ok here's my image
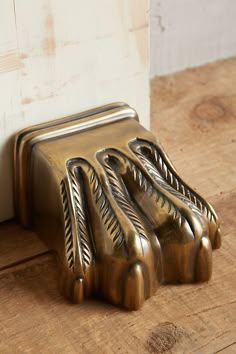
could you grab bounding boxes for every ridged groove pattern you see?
[132,147,203,219]
[100,150,191,236]
[130,139,216,223]
[68,167,92,268]
[101,155,148,252]
[69,159,125,249]
[60,180,74,269]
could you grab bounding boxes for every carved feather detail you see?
[132,148,203,219]
[60,180,74,269]
[68,167,92,268]
[130,139,216,223]
[68,159,125,250]
[101,157,148,243]
[127,158,185,224]
[99,150,188,236]
[86,163,125,249]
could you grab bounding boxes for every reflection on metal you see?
[14,103,221,310]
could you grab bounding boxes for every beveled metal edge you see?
[14,102,139,226]
[15,102,129,149]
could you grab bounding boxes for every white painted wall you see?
[150,0,236,77]
[0,0,150,222]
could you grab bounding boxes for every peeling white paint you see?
[0,0,150,222]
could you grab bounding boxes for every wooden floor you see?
[1,58,236,353]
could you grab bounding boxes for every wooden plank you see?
[0,58,236,353]
[151,58,236,201]
[0,220,48,271]
[0,197,235,353]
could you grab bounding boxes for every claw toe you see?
[195,237,212,282]
[123,263,145,310]
[73,278,84,304]
[213,228,221,249]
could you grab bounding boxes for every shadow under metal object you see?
[14,103,221,310]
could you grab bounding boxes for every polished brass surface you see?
[14,103,221,310]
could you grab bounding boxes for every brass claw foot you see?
[14,103,221,310]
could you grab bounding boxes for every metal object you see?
[14,103,221,310]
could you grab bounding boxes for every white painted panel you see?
[150,0,236,77]
[0,0,150,222]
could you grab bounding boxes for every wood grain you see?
[0,220,48,271]
[0,58,236,353]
